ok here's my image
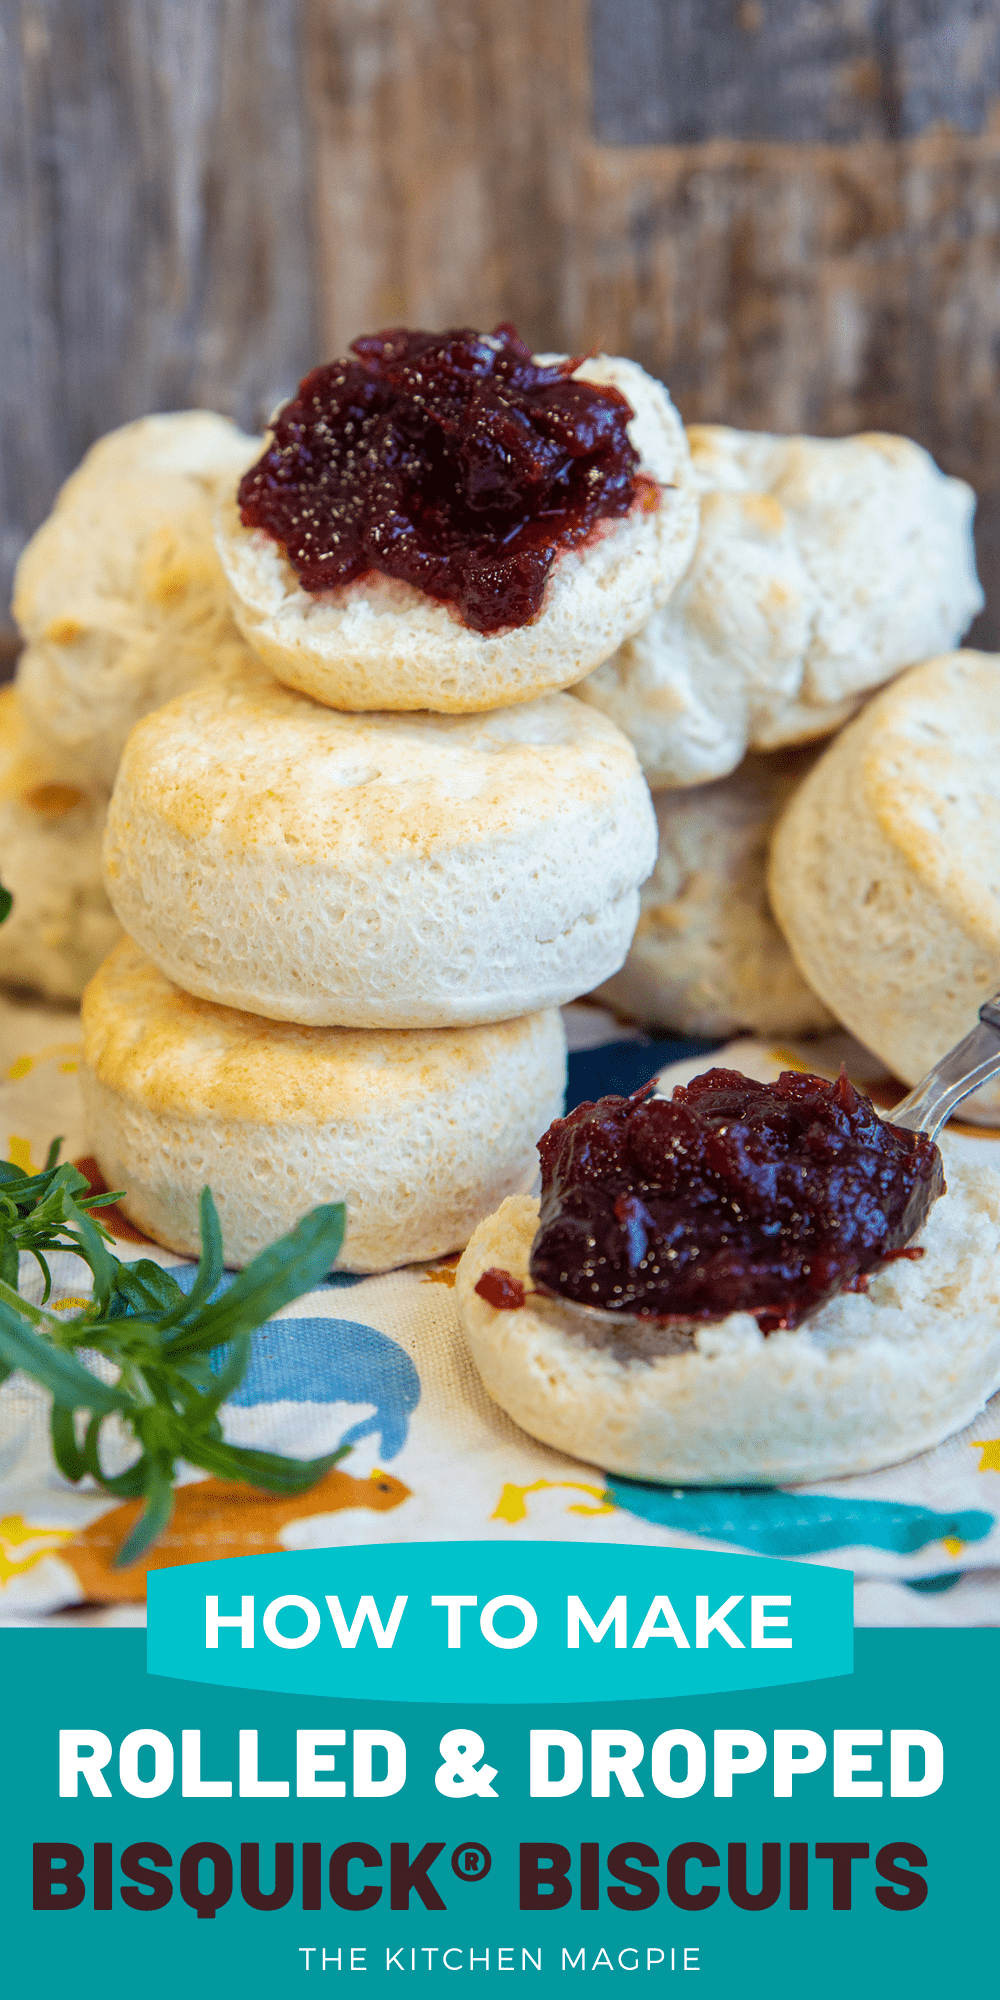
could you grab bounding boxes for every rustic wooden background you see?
[4,0,1000,660]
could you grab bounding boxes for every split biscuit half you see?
[455,1159,1000,1484]
[102,676,658,1028]
[215,357,698,714]
[81,939,568,1271]
[13,411,261,788]
[576,427,983,787]
[769,649,1000,1122]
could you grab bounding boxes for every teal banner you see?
[146,1542,853,1701]
[2,1629,993,1998]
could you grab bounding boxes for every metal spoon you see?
[888,993,1000,1139]
[531,994,1000,1337]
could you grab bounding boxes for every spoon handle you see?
[890,997,1000,1139]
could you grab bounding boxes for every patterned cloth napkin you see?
[0,994,997,1628]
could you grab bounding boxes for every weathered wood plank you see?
[592,0,1000,146]
[2,0,1000,651]
[575,127,1000,642]
[303,0,1000,642]
[302,0,588,356]
[0,0,318,632]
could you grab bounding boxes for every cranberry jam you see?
[237,325,650,633]
[529,1068,944,1335]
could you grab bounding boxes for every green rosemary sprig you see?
[0,1151,347,1565]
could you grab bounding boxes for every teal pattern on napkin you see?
[607,1477,995,1555]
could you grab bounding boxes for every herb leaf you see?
[0,1148,350,1564]
[0,1297,128,1412]
[116,1457,176,1567]
[164,1203,345,1356]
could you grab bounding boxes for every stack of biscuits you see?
[4,333,994,1275]
[10,347,700,1272]
[586,425,985,1042]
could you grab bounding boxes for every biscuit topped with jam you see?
[216,331,697,715]
[237,324,652,633]
[529,1068,944,1334]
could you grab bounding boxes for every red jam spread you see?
[528,1068,944,1335]
[475,1268,527,1311]
[237,325,651,633]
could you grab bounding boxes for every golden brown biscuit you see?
[769,650,1000,1121]
[13,411,261,787]
[81,939,568,1270]
[102,677,657,1028]
[576,427,983,786]
[594,748,832,1037]
[0,688,120,1001]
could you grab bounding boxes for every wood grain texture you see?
[576,133,1000,649]
[2,0,1000,646]
[302,0,588,356]
[592,0,1000,145]
[306,0,1000,640]
[0,0,318,634]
